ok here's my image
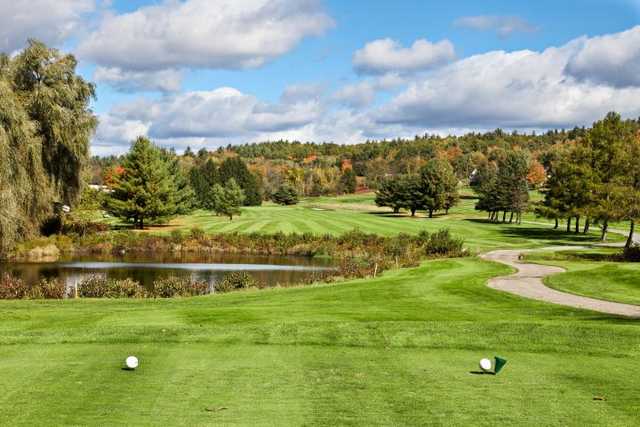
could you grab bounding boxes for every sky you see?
[1,0,640,156]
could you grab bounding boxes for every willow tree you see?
[0,40,97,255]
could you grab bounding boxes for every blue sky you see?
[2,0,639,155]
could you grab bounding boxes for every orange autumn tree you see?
[527,159,546,189]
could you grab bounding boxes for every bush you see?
[623,245,640,262]
[78,276,145,298]
[424,229,465,257]
[189,227,206,241]
[216,272,257,293]
[0,274,67,299]
[150,276,209,298]
[170,229,183,243]
[28,278,67,299]
[0,273,29,299]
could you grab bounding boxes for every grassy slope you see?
[157,193,617,252]
[525,250,640,306]
[1,257,639,426]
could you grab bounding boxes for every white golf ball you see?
[479,358,492,372]
[125,356,139,369]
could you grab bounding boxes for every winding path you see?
[481,248,640,318]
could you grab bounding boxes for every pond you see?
[0,252,335,291]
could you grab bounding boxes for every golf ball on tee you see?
[126,356,139,369]
[479,358,492,372]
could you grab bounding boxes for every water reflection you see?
[0,253,334,290]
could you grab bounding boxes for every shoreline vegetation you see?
[1,228,466,300]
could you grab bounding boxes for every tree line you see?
[536,112,640,247]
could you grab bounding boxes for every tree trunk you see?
[601,219,609,241]
[509,212,514,223]
[554,218,559,229]
[139,217,144,230]
[626,220,636,249]
[502,211,507,222]
[393,207,399,214]
[575,216,580,234]
[583,218,590,234]
[428,209,433,218]
[411,208,416,217]
[566,217,571,232]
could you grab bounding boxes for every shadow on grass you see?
[465,218,601,244]
[367,211,450,219]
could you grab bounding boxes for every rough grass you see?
[525,250,640,306]
[1,257,639,425]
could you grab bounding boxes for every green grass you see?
[157,194,618,252]
[525,250,640,306]
[1,256,639,425]
[5,193,638,425]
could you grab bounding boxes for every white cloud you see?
[565,26,640,88]
[454,15,538,38]
[376,32,640,129]
[93,26,640,154]
[353,38,455,75]
[78,0,333,73]
[94,67,183,92]
[94,85,325,152]
[0,0,95,52]
[333,74,406,108]
[280,83,324,104]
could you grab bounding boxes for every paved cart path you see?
[481,248,640,318]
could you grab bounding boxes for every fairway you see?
[1,256,639,425]
[161,194,616,252]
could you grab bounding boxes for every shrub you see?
[0,274,66,299]
[150,276,209,298]
[216,272,257,293]
[189,227,206,241]
[0,273,28,299]
[170,229,183,243]
[27,278,67,299]
[623,245,640,262]
[78,276,145,298]
[424,229,465,257]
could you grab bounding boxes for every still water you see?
[0,252,335,289]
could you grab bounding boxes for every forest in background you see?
[2,41,639,257]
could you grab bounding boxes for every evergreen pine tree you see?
[272,184,299,205]
[211,178,245,220]
[107,137,180,229]
[218,157,262,205]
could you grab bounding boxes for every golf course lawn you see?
[1,257,639,425]
[153,193,620,252]
[525,250,640,306]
